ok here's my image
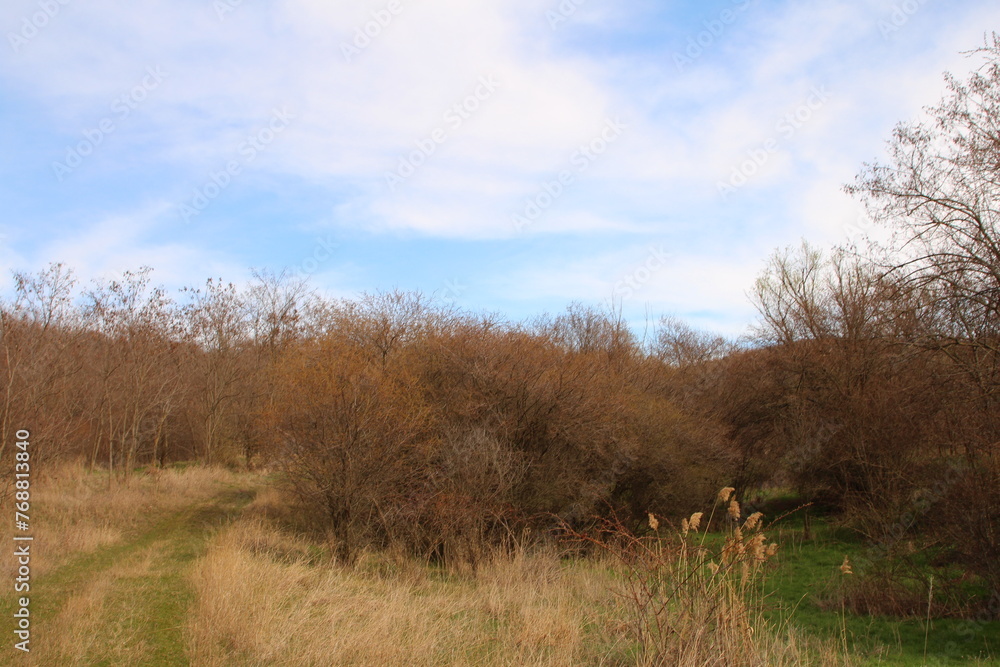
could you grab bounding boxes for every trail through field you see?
[7,482,258,666]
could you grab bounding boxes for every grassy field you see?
[761,514,999,666]
[0,466,995,665]
[0,464,261,665]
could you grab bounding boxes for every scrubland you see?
[4,466,862,667]
[3,31,1000,667]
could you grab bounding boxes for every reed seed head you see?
[840,556,853,575]
[743,512,763,531]
[718,487,736,504]
[648,512,659,531]
[688,512,704,532]
[728,499,741,521]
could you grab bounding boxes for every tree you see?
[847,33,1000,353]
[84,268,181,478]
[849,35,1000,603]
[181,278,250,464]
[0,263,85,489]
[240,269,312,466]
[749,244,942,519]
[651,315,729,367]
[246,268,310,358]
[275,332,435,560]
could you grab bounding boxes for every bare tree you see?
[651,315,729,367]
[0,264,86,506]
[181,278,249,464]
[84,268,181,479]
[247,268,310,358]
[847,33,1000,352]
[846,40,1000,593]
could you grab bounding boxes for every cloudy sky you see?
[1,0,997,335]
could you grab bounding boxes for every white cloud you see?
[28,202,246,291]
[2,0,996,330]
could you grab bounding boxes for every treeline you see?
[0,267,734,558]
[1,248,997,592]
[0,266,305,472]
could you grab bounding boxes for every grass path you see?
[2,481,259,666]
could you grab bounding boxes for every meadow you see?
[2,464,994,666]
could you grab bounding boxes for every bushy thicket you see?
[271,293,733,561]
[5,256,995,593]
[0,274,732,561]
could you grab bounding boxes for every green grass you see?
[3,471,995,666]
[0,477,259,666]
[761,513,999,665]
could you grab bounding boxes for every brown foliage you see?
[266,299,733,560]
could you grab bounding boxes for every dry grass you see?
[566,498,853,667]
[186,488,849,666]
[2,464,850,666]
[1,461,249,579]
[186,515,622,666]
[24,543,162,666]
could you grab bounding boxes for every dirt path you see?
[5,484,257,666]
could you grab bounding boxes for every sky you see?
[0,0,997,336]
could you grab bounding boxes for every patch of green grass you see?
[0,482,258,666]
[115,488,256,665]
[761,515,999,665]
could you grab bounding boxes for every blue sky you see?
[1,0,997,335]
